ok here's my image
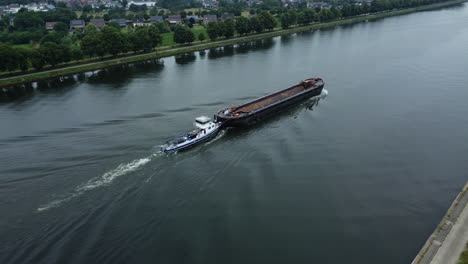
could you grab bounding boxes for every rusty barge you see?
[216,78,325,127]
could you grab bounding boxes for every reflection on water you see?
[174,53,197,65]
[87,60,164,86]
[222,93,326,141]
[0,60,164,102]
[0,38,278,102]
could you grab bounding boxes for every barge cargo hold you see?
[216,78,325,127]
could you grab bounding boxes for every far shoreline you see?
[1,0,466,88]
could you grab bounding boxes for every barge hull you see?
[217,78,324,127]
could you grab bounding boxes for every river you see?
[1,4,468,264]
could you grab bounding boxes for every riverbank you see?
[0,0,466,88]
[412,182,468,264]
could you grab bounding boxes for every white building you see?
[128,0,157,7]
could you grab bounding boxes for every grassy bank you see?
[1,0,466,87]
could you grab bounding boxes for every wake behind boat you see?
[161,116,221,153]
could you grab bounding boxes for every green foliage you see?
[235,16,251,35]
[53,22,69,36]
[149,7,159,16]
[71,46,84,61]
[129,3,148,12]
[154,22,170,33]
[40,32,62,44]
[81,30,100,57]
[207,21,220,40]
[173,25,195,44]
[101,26,125,56]
[0,44,20,71]
[223,18,235,38]
[30,49,46,70]
[198,32,206,41]
[258,11,277,31]
[14,10,44,30]
[249,16,264,33]
[40,7,77,24]
[0,30,44,44]
[280,11,297,29]
[107,21,121,31]
[37,42,71,66]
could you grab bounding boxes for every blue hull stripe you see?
[163,128,220,152]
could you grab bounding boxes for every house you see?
[128,0,157,7]
[111,18,127,27]
[167,15,182,25]
[186,15,199,23]
[150,16,163,23]
[307,2,332,9]
[132,18,150,27]
[69,19,85,30]
[44,4,56,11]
[26,3,39,11]
[89,18,105,29]
[8,4,21,13]
[202,0,218,9]
[45,21,58,30]
[203,14,217,24]
[220,13,235,21]
[246,0,263,7]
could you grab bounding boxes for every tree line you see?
[206,11,277,40]
[0,0,455,73]
[0,24,162,72]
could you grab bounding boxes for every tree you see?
[53,22,69,37]
[207,21,219,40]
[223,18,235,38]
[303,9,316,24]
[148,24,162,48]
[39,42,62,66]
[249,16,264,33]
[40,32,62,44]
[198,32,206,41]
[83,24,98,36]
[15,47,30,71]
[108,21,121,30]
[280,13,292,29]
[0,44,18,72]
[14,10,44,30]
[82,5,93,13]
[150,7,158,16]
[173,25,194,44]
[154,22,169,33]
[30,49,46,70]
[235,16,250,35]
[258,11,276,31]
[134,27,152,52]
[71,46,83,61]
[81,31,100,57]
[330,7,342,20]
[101,25,125,56]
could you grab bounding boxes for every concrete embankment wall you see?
[412,182,468,264]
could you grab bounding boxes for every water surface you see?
[1,4,468,264]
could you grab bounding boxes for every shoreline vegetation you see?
[1,0,466,88]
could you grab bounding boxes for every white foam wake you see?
[37,153,159,212]
[77,157,151,192]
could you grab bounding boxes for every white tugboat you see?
[161,116,221,153]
